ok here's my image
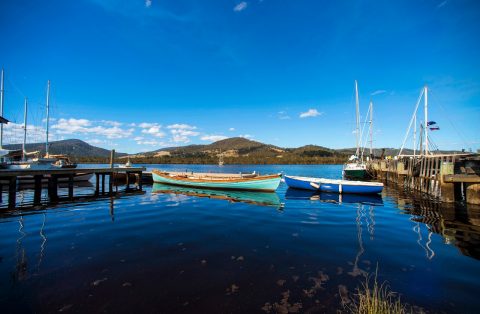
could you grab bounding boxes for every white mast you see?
[355,80,360,157]
[45,80,50,157]
[23,97,28,161]
[369,101,373,156]
[413,113,417,157]
[0,68,4,149]
[424,85,428,155]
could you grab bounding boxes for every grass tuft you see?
[343,267,413,314]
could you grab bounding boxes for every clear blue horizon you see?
[1,0,479,153]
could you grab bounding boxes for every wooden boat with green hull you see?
[152,170,281,192]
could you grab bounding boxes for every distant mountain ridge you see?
[3,137,465,161]
[129,137,342,159]
[4,139,127,158]
[133,137,465,159]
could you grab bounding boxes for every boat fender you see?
[310,182,321,190]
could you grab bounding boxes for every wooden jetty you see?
[0,166,146,209]
[367,154,480,205]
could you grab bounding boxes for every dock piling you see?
[0,166,146,208]
[8,176,16,208]
[34,175,42,204]
[68,174,74,199]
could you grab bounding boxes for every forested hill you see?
[4,139,127,158]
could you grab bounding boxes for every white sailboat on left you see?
[0,75,92,182]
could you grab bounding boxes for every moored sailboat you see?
[343,81,371,180]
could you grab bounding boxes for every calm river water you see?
[1,164,479,313]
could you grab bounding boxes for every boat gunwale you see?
[152,169,281,184]
[284,175,384,187]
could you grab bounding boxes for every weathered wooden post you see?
[68,174,74,199]
[95,173,100,196]
[48,175,58,201]
[8,176,16,208]
[125,171,130,191]
[138,172,143,191]
[101,174,105,195]
[109,150,115,195]
[440,161,455,202]
[466,183,480,205]
[397,161,405,187]
[33,175,43,204]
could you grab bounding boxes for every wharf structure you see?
[0,166,146,209]
[367,154,480,205]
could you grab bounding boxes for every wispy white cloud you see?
[139,123,165,138]
[145,0,152,8]
[167,123,197,130]
[172,134,190,143]
[239,134,253,139]
[139,122,159,128]
[278,111,291,120]
[234,2,248,12]
[201,135,228,142]
[229,127,235,131]
[52,118,133,139]
[2,122,47,144]
[137,139,166,146]
[437,0,447,8]
[370,90,387,96]
[299,109,322,118]
[102,120,123,127]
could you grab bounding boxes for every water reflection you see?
[285,188,383,206]
[387,188,480,260]
[152,183,282,208]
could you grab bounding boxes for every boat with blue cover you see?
[284,175,383,194]
[152,169,281,192]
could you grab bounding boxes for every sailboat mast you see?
[355,80,360,157]
[23,98,28,161]
[413,113,417,157]
[45,80,50,157]
[424,85,428,155]
[369,101,373,156]
[0,68,4,149]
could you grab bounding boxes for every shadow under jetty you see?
[152,183,282,208]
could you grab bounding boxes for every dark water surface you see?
[1,164,479,313]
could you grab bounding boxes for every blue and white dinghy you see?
[284,175,383,194]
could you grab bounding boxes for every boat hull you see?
[343,169,370,180]
[284,175,383,194]
[152,170,281,192]
[152,183,281,208]
[285,188,383,205]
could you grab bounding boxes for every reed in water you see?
[343,268,413,314]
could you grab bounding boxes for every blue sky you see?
[0,0,479,153]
